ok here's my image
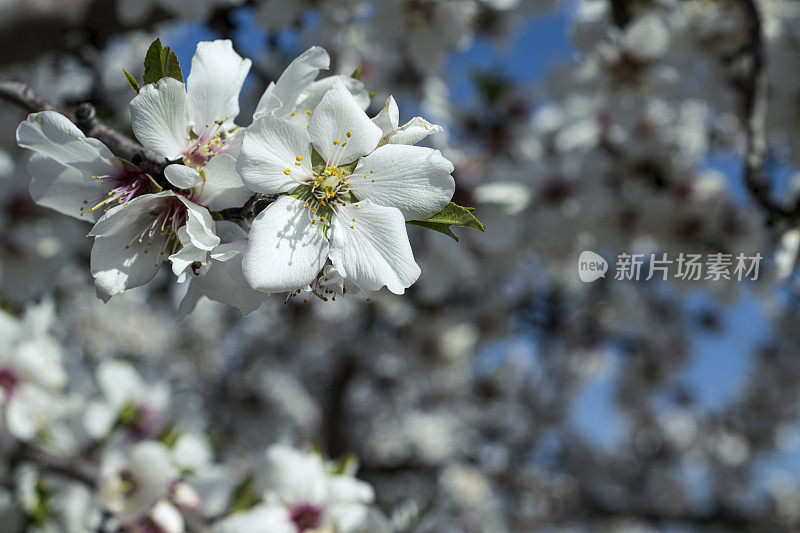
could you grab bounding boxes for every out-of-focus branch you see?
[9,443,97,487]
[0,79,67,116]
[735,0,800,226]
[580,497,781,530]
[608,0,632,28]
[737,0,792,224]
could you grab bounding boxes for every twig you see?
[0,79,67,116]
[218,193,277,223]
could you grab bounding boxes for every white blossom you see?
[239,80,454,294]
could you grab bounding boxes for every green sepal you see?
[29,478,53,526]
[230,474,260,513]
[329,452,358,476]
[156,422,182,448]
[407,202,485,242]
[143,38,183,86]
[368,90,377,98]
[339,160,359,175]
[146,174,163,193]
[287,185,308,201]
[117,401,139,426]
[351,65,362,80]
[123,68,140,93]
[311,148,326,170]
[117,158,141,173]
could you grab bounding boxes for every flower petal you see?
[89,192,174,301]
[254,46,329,119]
[386,116,443,145]
[195,154,252,211]
[242,196,329,293]
[27,153,108,222]
[237,116,312,194]
[329,201,420,294]
[299,75,371,113]
[169,226,208,280]
[130,77,189,159]
[189,240,268,316]
[187,40,252,131]
[308,80,381,167]
[16,111,117,175]
[165,164,203,189]
[178,197,220,251]
[349,145,455,220]
[371,96,399,136]
[89,191,173,238]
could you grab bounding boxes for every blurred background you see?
[3,0,800,531]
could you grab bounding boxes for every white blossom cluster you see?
[15,41,459,315]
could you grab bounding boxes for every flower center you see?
[118,401,159,439]
[128,198,187,262]
[81,170,153,217]
[0,367,20,398]
[289,502,323,532]
[116,468,139,498]
[183,119,232,169]
[300,166,352,227]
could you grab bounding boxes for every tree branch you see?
[0,79,68,116]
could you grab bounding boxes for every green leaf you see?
[351,65,362,80]
[406,220,460,241]
[407,202,485,242]
[122,68,140,93]
[142,39,165,86]
[142,38,183,86]
[162,46,183,83]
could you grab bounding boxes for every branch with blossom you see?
[3,38,483,317]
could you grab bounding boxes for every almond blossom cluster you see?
[15,40,463,316]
